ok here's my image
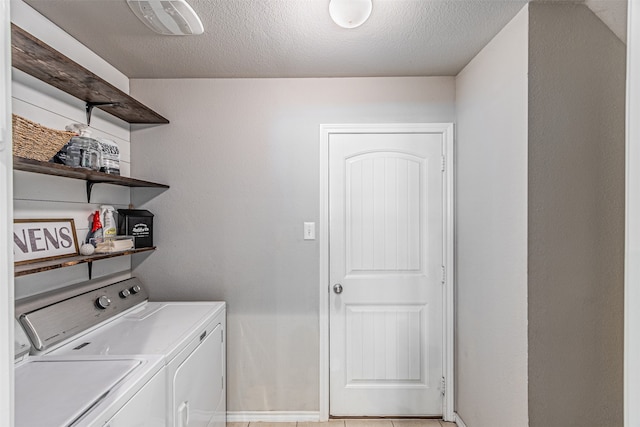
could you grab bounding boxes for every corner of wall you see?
[454,4,529,426]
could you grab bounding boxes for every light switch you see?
[304,222,316,240]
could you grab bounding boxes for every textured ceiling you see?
[21,0,626,79]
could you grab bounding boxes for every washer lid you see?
[53,302,225,362]
[15,359,139,427]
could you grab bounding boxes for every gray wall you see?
[455,6,529,427]
[129,77,455,413]
[528,4,625,426]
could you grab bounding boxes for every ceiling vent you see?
[126,0,204,35]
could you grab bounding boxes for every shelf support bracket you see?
[87,261,93,280]
[86,101,120,126]
[86,181,95,203]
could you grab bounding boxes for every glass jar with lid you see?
[64,124,101,171]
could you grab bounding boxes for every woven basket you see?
[12,115,75,162]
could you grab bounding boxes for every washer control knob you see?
[130,285,142,294]
[95,295,111,309]
[119,289,131,299]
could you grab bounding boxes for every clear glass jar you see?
[83,138,102,171]
[64,124,101,171]
[64,143,81,167]
[67,136,101,170]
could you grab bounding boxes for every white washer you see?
[16,277,226,427]
[51,300,227,427]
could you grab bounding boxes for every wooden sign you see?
[13,219,79,265]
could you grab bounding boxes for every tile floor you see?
[229,419,456,427]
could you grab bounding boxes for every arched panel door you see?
[329,131,444,416]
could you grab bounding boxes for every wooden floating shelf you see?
[14,156,169,189]
[15,247,156,277]
[14,156,169,202]
[11,24,169,124]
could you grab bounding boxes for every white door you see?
[329,130,445,416]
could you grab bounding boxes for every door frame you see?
[626,1,640,426]
[0,3,14,427]
[319,123,455,422]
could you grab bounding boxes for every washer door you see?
[173,323,223,427]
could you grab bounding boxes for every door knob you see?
[333,283,343,294]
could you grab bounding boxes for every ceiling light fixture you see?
[329,0,373,29]
[126,0,204,35]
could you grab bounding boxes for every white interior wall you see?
[129,77,455,415]
[454,6,529,427]
[10,0,134,299]
[527,3,626,426]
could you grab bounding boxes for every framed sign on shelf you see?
[13,218,79,265]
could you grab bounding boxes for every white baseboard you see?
[227,412,321,423]
[453,412,468,427]
[229,412,463,425]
